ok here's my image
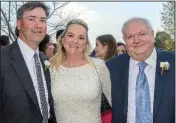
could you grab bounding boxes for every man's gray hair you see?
[121,17,153,37]
[17,2,50,20]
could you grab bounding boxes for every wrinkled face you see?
[17,7,47,46]
[123,20,154,61]
[117,45,126,55]
[45,40,55,59]
[94,40,107,59]
[62,24,87,56]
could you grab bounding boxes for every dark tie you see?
[34,53,48,123]
[136,62,152,123]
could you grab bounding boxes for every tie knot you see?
[138,62,147,72]
[34,52,38,59]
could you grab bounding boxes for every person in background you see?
[0,35,10,47]
[56,29,65,42]
[52,43,58,55]
[39,34,55,60]
[53,29,65,55]
[1,2,56,123]
[90,49,96,57]
[94,34,117,118]
[116,42,127,55]
[49,19,111,123]
[106,17,175,123]
[94,34,117,61]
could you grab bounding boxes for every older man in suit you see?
[0,2,56,123]
[106,17,175,123]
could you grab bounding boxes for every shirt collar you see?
[130,48,157,69]
[17,37,39,61]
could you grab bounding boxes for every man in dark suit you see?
[106,17,175,123]
[0,2,56,123]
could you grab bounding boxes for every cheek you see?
[80,42,86,48]
[62,40,69,48]
[147,38,154,45]
[48,46,53,51]
[102,48,107,54]
[43,25,47,31]
[63,43,68,50]
[125,42,132,49]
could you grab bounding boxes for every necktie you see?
[34,53,48,123]
[136,62,152,123]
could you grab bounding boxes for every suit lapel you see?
[11,41,40,111]
[153,50,168,118]
[119,54,130,120]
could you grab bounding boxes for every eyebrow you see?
[66,32,85,37]
[27,15,46,19]
[66,32,73,35]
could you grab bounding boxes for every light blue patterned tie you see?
[136,62,152,123]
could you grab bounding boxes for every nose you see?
[133,35,140,44]
[34,19,42,28]
[73,39,78,44]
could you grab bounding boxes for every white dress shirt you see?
[127,48,157,123]
[17,38,50,119]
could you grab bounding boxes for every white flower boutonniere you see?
[44,60,51,71]
[160,61,170,75]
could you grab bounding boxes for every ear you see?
[104,45,108,51]
[17,20,21,31]
[151,30,154,37]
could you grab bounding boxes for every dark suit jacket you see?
[106,49,175,123]
[0,41,57,123]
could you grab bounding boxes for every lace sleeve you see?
[92,59,112,106]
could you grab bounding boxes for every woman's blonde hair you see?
[50,19,91,69]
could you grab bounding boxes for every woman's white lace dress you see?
[50,58,111,123]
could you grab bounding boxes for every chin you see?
[133,47,147,54]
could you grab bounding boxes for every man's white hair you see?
[121,17,153,37]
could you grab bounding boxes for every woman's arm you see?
[96,60,112,106]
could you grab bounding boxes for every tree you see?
[155,31,175,52]
[161,1,175,38]
[0,2,81,42]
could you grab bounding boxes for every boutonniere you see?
[160,61,170,75]
[44,60,51,71]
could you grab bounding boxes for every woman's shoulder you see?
[49,67,59,76]
[91,57,104,63]
[90,57,105,67]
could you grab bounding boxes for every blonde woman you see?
[50,19,111,123]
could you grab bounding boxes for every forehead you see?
[22,7,46,18]
[117,45,125,48]
[67,24,87,35]
[125,20,148,34]
[117,45,126,50]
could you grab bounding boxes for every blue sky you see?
[62,2,164,49]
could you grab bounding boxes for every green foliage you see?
[161,2,175,37]
[155,31,175,52]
